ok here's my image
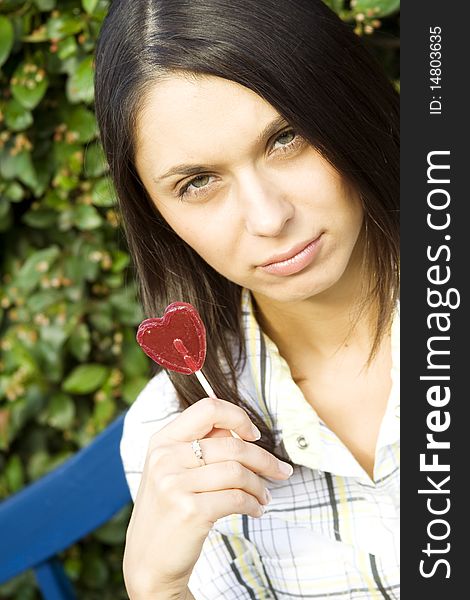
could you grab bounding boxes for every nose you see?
[239,169,294,237]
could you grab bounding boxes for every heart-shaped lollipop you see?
[136,301,218,400]
[136,302,206,375]
[136,302,242,440]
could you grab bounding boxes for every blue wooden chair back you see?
[0,412,132,599]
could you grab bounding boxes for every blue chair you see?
[0,412,132,599]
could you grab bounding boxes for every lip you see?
[258,234,323,276]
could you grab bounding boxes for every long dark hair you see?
[94,0,399,459]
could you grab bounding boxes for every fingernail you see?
[279,462,294,476]
[265,488,272,504]
[251,424,261,440]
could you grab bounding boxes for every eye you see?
[271,128,303,154]
[274,130,295,146]
[177,174,213,200]
[176,128,304,201]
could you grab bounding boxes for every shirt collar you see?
[240,288,400,482]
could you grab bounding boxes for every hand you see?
[122,396,293,598]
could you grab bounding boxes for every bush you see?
[0,1,399,598]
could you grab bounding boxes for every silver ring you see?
[191,439,205,466]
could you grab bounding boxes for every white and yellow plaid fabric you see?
[120,289,400,599]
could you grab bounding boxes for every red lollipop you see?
[136,302,206,375]
[136,302,243,439]
[136,302,216,398]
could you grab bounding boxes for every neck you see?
[251,253,378,364]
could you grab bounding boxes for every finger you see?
[159,397,261,443]
[204,427,234,439]
[184,436,294,479]
[181,461,271,506]
[205,427,242,440]
[195,489,266,521]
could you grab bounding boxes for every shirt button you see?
[296,435,309,449]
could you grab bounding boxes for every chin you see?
[253,273,339,304]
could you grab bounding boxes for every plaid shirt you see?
[120,289,400,599]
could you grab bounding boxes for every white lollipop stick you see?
[194,369,242,440]
[194,369,216,399]
[173,338,243,441]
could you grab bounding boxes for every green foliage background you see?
[0,1,399,598]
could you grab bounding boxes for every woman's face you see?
[135,74,364,303]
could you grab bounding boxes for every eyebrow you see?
[153,115,288,183]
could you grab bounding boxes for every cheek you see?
[155,201,204,241]
[329,179,364,234]
[159,205,237,264]
[348,196,365,236]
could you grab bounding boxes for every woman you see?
[94,0,400,598]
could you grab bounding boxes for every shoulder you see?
[120,370,182,500]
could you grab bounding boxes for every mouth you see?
[257,234,323,277]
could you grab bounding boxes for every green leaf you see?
[3,99,33,132]
[44,392,76,430]
[43,189,69,211]
[22,207,58,228]
[34,340,64,382]
[34,0,57,10]
[57,35,78,60]
[18,152,41,192]
[5,455,24,493]
[91,177,116,207]
[28,449,73,481]
[93,505,130,544]
[109,288,142,326]
[0,195,10,218]
[66,56,94,104]
[63,556,82,581]
[22,25,49,43]
[0,16,14,67]
[52,140,83,169]
[40,324,68,350]
[104,272,124,288]
[92,397,115,430]
[56,209,73,232]
[81,551,109,588]
[353,0,400,18]
[3,181,25,202]
[8,385,45,437]
[0,570,36,598]
[0,148,16,180]
[66,106,97,143]
[46,13,84,40]
[122,329,149,378]
[111,250,130,273]
[27,451,51,481]
[88,311,113,334]
[11,62,49,110]
[68,323,91,361]
[122,376,149,405]
[84,142,107,177]
[82,0,99,14]
[53,170,79,191]
[26,289,62,313]
[0,197,13,232]
[16,246,61,293]
[64,253,99,284]
[73,204,103,230]
[2,337,38,375]
[0,149,38,192]
[63,364,109,394]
